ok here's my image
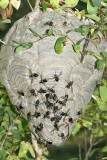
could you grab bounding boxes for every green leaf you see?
[87,0,98,14]
[14,42,33,53]
[102,146,107,152]
[65,0,79,7]
[100,86,107,102]
[50,0,59,7]
[13,40,23,44]
[18,141,35,159]
[80,0,88,3]
[1,19,11,23]
[0,149,6,158]
[85,14,100,22]
[38,155,48,160]
[54,37,67,54]
[97,60,107,70]
[89,148,99,157]
[74,25,90,36]
[23,42,33,49]
[81,25,90,35]
[92,0,101,6]
[93,54,103,60]
[44,150,49,156]
[100,25,107,31]
[102,52,107,58]
[45,29,56,36]
[42,1,49,12]
[0,0,9,9]
[66,29,73,33]
[99,104,107,111]
[29,28,42,38]
[73,44,81,53]
[11,0,21,10]
[82,119,92,129]
[7,155,20,160]
[72,123,81,135]
[14,45,25,53]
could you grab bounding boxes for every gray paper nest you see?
[0,9,106,146]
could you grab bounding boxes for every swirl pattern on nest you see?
[0,9,106,146]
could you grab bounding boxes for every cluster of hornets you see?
[16,69,82,147]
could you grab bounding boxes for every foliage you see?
[0,0,107,160]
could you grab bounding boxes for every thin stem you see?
[0,115,19,149]
[102,157,107,160]
[31,133,47,160]
[34,0,40,12]
[26,0,33,11]
[84,127,94,160]
[84,128,87,156]
[78,131,82,160]
[93,136,107,146]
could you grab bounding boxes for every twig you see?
[102,157,107,160]
[93,136,107,146]
[84,127,94,160]
[31,133,47,160]
[84,128,87,156]
[34,0,40,12]
[78,131,82,160]
[26,0,33,11]
[0,115,19,150]
[58,33,83,55]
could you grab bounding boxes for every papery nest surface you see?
[0,9,106,146]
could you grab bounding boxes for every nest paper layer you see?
[0,9,106,146]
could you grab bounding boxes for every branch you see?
[84,128,87,155]
[26,0,33,11]
[93,136,107,146]
[31,133,47,160]
[34,0,40,12]
[0,115,19,150]
[84,127,94,160]
[78,131,82,160]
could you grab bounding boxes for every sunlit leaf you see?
[14,45,25,53]
[65,0,79,7]
[102,146,107,152]
[10,0,21,10]
[7,155,20,160]
[73,44,81,53]
[18,141,35,159]
[14,42,33,53]
[87,0,98,14]
[72,123,81,135]
[54,37,67,54]
[1,19,11,23]
[38,155,48,160]
[85,14,100,22]
[50,0,59,7]
[80,0,88,3]
[100,86,107,102]
[0,0,9,9]
[23,42,33,49]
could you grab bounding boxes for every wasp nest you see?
[0,9,106,146]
